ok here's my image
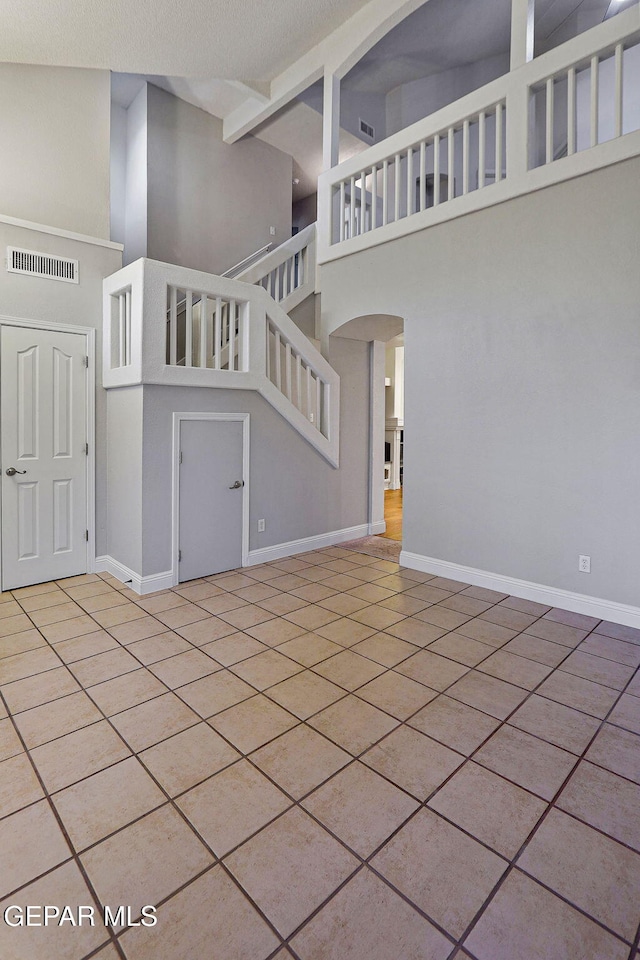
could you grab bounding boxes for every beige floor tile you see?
[536,670,619,718]
[41,614,100,643]
[0,799,72,897]
[119,865,279,960]
[0,613,36,639]
[462,587,508,604]
[266,671,345,719]
[508,694,601,754]
[544,607,598,630]
[317,592,371,615]
[283,605,342,631]
[276,633,343,666]
[0,645,60,683]
[313,649,386,690]
[524,619,587,648]
[107,616,168,645]
[251,725,350,799]
[429,761,547,858]
[30,601,85,626]
[428,577,468,593]
[154,603,211,629]
[243,617,307,646]
[290,867,452,960]
[585,723,640,784]
[178,759,291,856]
[351,633,418,667]
[394,649,468,691]
[30,720,131,793]
[408,695,501,755]
[314,617,378,646]
[372,808,507,938]
[137,593,189,615]
[0,717,23,760]
[580,633,640,668]
[557,761,640,851]
[197,593,249,616]
[0,751,45,817]
[88,669,167,716]
[2,666,81,713]
[308,694,398,755]
[346,604,406,631]
[209,694,298,753]
[111,692,198,751]
[178,670,256,718]
[140,722,240,796]
[559,649,635,690]
[405,584,454,605]
[501,634,569,667]
[303,761,419,857]
[357,670,438,719]
[609,693,640,736]
[218,604,277,630]
[230,649,303,690]
[441,594,493,616]
[413,604,471,630]
[54,630,118,663]
[202,631,268,664]
[479,605,539,632]
[477,650,553,689]
[126,632,192,664]
[52,755,165,851]
[595,620,640,644]
[427,633,495,667]
[17,591,68,612]
[11,582,61,600]
[289,565,335,583]
[518,807,640,941]
[446,671,528,720]
[148,649,220,688]
[347,584,397,605]
[0,628,47,659]
[0,861,107,960]
[69,647,140,687]
[81,805,212,927]
[378,593,429,616]
[257,592,308,615]
[173,615,237,645]
[320,559,362,575]
[455,618,517,648]
[225,807,358,937]
[500,596,551,617]
[174,582,225,602]
[14,691,102,748]
[384,618,447,647]
[347,566,394,584]
[475,725,577,800]
[232,583,283,603]
[77,592,132,614]
[464,869,628,960]
[215,572,264,590]
[289,583,338,603]
[362,725,464,800]
[64,581,116,601]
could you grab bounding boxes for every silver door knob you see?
[5,467,27,476]
[229,480,244,489]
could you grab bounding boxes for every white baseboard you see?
[95,555,175,596]
[400,550,640,630]
[246,523,373,566]
[369,520,387,535]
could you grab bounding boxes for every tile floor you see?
[1,547,639,960]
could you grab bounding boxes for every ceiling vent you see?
[7,247,79,284]
[359,118,375,139]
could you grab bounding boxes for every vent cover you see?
[7,247,79,284]
[359,118,375,139]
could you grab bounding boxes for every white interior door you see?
[178,418,245,582]
[1,325,88,589]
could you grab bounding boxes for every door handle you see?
[5,467,27,477]
[229,480,244,489]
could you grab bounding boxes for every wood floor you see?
[381,487,402,541]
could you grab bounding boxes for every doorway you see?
[1,322,91,590]
[173,413,249,582]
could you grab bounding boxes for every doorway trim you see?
[0,314,96,588]
[171,412,250,586]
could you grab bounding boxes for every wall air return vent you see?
[7,247,79,284]
[359,118,375,139]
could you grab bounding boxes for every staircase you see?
[103,224,339,467]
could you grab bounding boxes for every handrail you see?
[221,242,273,278]
[235,222,317,315]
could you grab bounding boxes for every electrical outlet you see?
[578,555,591,573]
[309,412,314,423]
[258,519,266,533]
[269,226,276,236]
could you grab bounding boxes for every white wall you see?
[0,64,111,239]
[320,157,640,608]
[106,387,144,572]
[124,85,149,264]
[145,84,293,276]
[110,102,127,247]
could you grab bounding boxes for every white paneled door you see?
[1,325,88,590]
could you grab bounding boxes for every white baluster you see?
[296,353,302,410]
[382,160,389,225]
[125,289,131,366]
[169,286,177,366]
[495,102,504,182]
[185,291,193,367]
[419,141,426,211]
[339,181,346,242]
[406,147,413,217]
[434,133,441,206]
[199,294,208,368]
[394,153,401,221]
[349,176,356,238]
[447,128,454,200]
[285,342,292,400]
[462,119,470,194]
[306,363,312,420]
[214,297,222,370]
[546,78,555,164]
[229,300,236,371]
[371,164,378,229]
[590,55,599,148]
[567,68,576,156]
[478,112,486,188]
[614,44,623,139]
[275,330,282,390]
[118,292,125,368]
[360,170,366,233]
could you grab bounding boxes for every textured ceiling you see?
[0,0,373,80]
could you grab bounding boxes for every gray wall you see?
[106,387,144,572]
[110,102,128,247]
[0,64,111,238]
[145,84,293,276]
[293,194,318,232]
[320,157,640,607]
[117,336,371,577]
[124,85,149,264]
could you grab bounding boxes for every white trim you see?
[246,522,373,565]
[399,550,640,630]
[369,520,387,536]
[0,213,123,251]
[94,555,174,596]
[172,412,250,586]
[0,315,96,587]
